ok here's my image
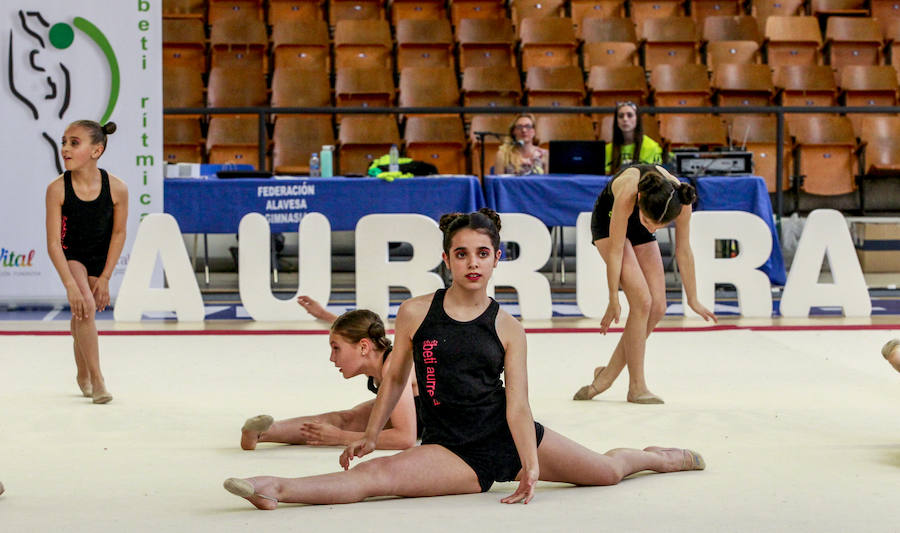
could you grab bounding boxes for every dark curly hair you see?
[438,208,502,254]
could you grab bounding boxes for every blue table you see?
[484,174,787,285]
[164,176,485,232]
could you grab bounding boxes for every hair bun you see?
[439,213,464,233]
[477,207,502,232]
[677,182,697,205]
[102,122,117,135]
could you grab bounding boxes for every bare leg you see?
[71,318,92,397]
[242,401,374,450]
[224,444,481,510]
[535,428,704,486]
[575,240,661,402]
[67,261,111,404]
[883,339,900,373]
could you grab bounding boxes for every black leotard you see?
[412,289,544,492]
[590,164,657,246]
[368,347,425,439]
[61,169,114,277]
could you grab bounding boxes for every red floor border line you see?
[0,323,897,336]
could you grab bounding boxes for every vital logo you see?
[0,247,36,267]
[7,10,120,173]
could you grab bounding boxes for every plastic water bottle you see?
[309,152,321,177]
[389,144,400,173]
[320,145,334,178]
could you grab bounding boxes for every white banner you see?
[0,0,162,302]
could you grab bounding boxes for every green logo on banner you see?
[8,10,120,173]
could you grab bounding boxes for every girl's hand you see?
[340,437,376,471]
[688,300,717,324]
[297,295,328,320]
[298,421,343,446]
[67,285,87,320]
[501,466,539,504]
[92,277,110,312]
[600,299,621,334]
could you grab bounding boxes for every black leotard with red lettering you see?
[61,169,114,277]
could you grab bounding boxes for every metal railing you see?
[164,104,900,227]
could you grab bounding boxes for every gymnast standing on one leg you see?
[223,208,705,510]
[45,121,128,404]
[240,308,422,451]
[573,164,716,404]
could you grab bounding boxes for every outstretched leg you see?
[67,261,111,404]
[241,400,374,450]
[224,444,481,510]
[71,318,91,397]
[534,428,704,486]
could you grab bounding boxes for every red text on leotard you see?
[60,215,68,250]
[422,339,440,406]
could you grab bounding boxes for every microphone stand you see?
[473,131,504,195]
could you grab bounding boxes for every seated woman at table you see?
[573,164,716,404]
[605,102,664,174]
[240,304,422,451]
[495,114,549,175]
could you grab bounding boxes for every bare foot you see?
[573,366,610,401]
[224,477,279,510]
[0,480,4,496]
[643,446,706,472]
[241,415,274,450]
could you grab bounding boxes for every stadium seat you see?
[730,114,792,192]
[587,65,649,107]
[524,65,586,108]
[268,0,325,26]
[650,64,712,106]
[702,15,761,69]
[660,114,728,150]
[462,66,523,109]
[570,0,626,34]
[824,17,883,68]
[791,115,859,195]
[163,117,204,164]
[208,0,263,24]
[335,67,395,109]
[162,18,206,73]
[207,116,262,169]
[390,0,446,25]
[396,19,455,70]
[511,0,566,28]
[712,64,774,107]
[519,17,578,71]
[209,15,267,72]
[535,114,596,149]
[334,19,393,70]
[774,65,838,107]
[639,17,699,70]
[449,0,506,28]
[338,115,400,175]
[271,19,331,72]
[272,116,336,174]
[456,18,517,69]
[764,16,822,68]
[404,116,468,175]
[838,65,899,132]
[329,0,385,25]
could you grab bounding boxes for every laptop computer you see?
[548,140,606,175]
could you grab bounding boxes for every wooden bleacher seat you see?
[702,15,761,69]
[524,65,586,108]
[650,64,712,107]
[689,0,742,27]
[660,114,728,150]
[764,16,823,69]
[750,0,805,34]
[338,115,400,175]
[519,17,578,71]
[404,116,468,175]
[390,0,446,25]
[399,67,461,115]
[164,117,204,164]
[163,0,206,20]
[630,0,685,26]
[791,115,860,196]
[268,0,325,27]
[209,15,267,72]
[774,64,838,107]
[334,19,393,70]
[162,18,206,73]
[329,0,385,26]
[824,17,883,68]
[462,66,523,109]
[639,17,700,70]
[730,114,792,192]
[712,63,774,107]
[396,19,455,70]
[510,0,566,28]
[838,65,899,132]
[273,116,336,174]
[208,0,263,24]
[570,0,626,34]
[535,114,596,149]
[271,19,330,72]
[449,0,506,28]
[587,65,649,108]
[580,18,639,70]
[456,18,517,69]
[163,66,205,109]
[335,67,395,109]
[271,67,332,109]
[207,116,262,169]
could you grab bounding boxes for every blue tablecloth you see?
[484,174,787,285]
[164,176,485,233]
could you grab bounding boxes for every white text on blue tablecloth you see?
[257,184,317,197]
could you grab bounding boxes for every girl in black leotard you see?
[239,308,422,451]
[224,208,706,509]
[574,164,716,404]
[45,120,128,404]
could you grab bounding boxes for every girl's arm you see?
[340,297,425,469]
[93,176,129,311]
[499,311,539,504]
[599,169,639,333]
[45,179,87,319]
[673,205,716,323]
